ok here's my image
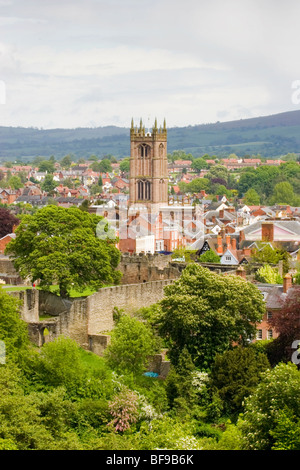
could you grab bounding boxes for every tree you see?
[60,155,72,170]
[119,158,130,173]
[104,315,159,375]
[270,181,295,205]
[243,188,260,205]
[238,363,300,450]
[268,286,300,362]
[0,208,19,238]
[156,264,265,368]
[7,176,23,190]
[255,264,282,284]
[99,159,112,173]
[198,250,220,263]
[41,174,57,193]
[38,160,55,173]
[251,244,290,275]
[5,205,121,297]
[164,347,198,413]
[210,346,270,416]
[191,158,208,173]
[0,287,30,361]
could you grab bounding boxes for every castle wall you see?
[7,288,39,323]
[87,279,173,336]
[14,278,174,352]
[118,253,181,284]
[0,257,23,285]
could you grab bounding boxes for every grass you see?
[1,285,32,292]
[2,283,114,297]
[78,347,109,372]
[40,285,97,297]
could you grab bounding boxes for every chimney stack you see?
[231,238,237,250]
[226,234,231,249]
[262,222,274,242]
[217,235,223,255]
[283,273,292,293]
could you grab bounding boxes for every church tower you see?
[129,118,168,208]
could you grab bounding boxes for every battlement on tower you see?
[130,118,167,141]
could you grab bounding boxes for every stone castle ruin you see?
[6,253,183,377]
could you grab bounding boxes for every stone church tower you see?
[129,118,168,208]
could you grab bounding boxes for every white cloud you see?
[1,0,300,128]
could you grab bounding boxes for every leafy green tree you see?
[251,244,290,275]
[210,346,270,416]
[119,158,130,173]
[104,315,159,375]
[38,160,55,173]
[99,159,112,173]
[243,188,260,205]
[198,250,220,263]
[164,347,198,413]
[238,363,300,450]
[5,205,121,297]
[269,181,295,205]
[41,174,57,193]
[60,154,72,169]
[7,176,23,190]
[191,158,208,172]
[0,287,30,361]
[255,264,282,284]
[90,184,102,196]
[157,264,265,368]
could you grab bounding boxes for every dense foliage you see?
[1,261,300,450]
[156,264,265,368]
[5,205,121,297]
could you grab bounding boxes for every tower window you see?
[137,179,151,200]
[139,144,151,158]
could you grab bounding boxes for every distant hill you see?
[1,109,300,161]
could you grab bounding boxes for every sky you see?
[1,0,300,130]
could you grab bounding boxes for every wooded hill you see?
[1,109,300,161]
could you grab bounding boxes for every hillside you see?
[1,109,300,161]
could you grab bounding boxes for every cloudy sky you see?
[1,0,300,129]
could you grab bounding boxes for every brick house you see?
[0,233,16,254]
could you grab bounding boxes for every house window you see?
[267,330,273,340]
[256,329,263,340]
[267,311,272,320]
[226,256,231,261]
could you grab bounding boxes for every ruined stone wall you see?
[87,279,173,336]
[0,257,23,285]
[118,253,181,284]
[22,279,174,351]
[7,289,39,323]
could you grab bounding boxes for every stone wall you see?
[0,257,23,285]
[118,253,181,284]
[87,279,173,337]
[18,279,174,352]
[8,288,39,323]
